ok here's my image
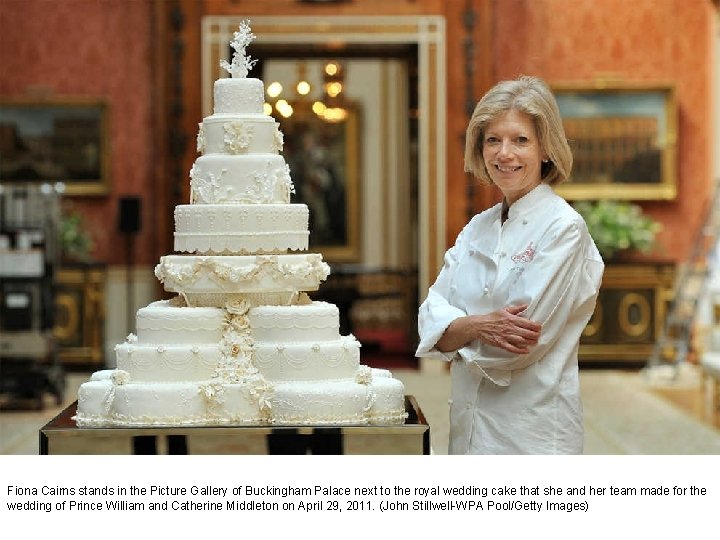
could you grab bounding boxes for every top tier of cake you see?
[213,78,264,115]
[199,79,284,157]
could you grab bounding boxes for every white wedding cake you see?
[74,22,407,428]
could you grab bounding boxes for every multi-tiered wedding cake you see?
[74,22,407,427]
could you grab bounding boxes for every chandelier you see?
[264,60,348,123]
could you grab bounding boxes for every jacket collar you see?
[503,183,554,221]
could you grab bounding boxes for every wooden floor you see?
[651,381,720,429]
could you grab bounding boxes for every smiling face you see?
[482,109,546,205]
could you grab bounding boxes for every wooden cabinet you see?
[53,264,106,367]
[580,263,674,364]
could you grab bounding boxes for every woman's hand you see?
[436,304,541,354]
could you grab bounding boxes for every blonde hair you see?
[464,75,572,186]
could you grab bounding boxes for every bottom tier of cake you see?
[73,367,407,427]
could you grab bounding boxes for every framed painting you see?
[278,103,360,262]
[552,83,677,201]
[0,98,110,196]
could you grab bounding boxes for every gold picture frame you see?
[278,103,360,262]
[552,83,677,201]
[0,97,110,196]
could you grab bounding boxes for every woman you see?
[416,76,604,454]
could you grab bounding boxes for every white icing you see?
[175,291,301,308]
[155,254,330,295]
[253,336,360,381]
[174,204,309,255]
[190,155,293,204]
[213,78,264,114]
[371,368,391,378]
[104,382,264,426]
[220,20,256,79]
[115,342,221,382]
[271,380,371,425]
[356,365,373,384]
[200,115,282,155]
[367,376,408,425]
[136,300,225,344]
[90,369,116,381]
[249,302,340,342]
[76,379,114,420]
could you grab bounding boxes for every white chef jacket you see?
[416,184,604,454]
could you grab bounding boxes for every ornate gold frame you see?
[0,97,110,196]
[552,82,678,201]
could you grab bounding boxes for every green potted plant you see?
[573,200,662,261]
[59,209,94,263]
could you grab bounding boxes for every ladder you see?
[647,177,720,374]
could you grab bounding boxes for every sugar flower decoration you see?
[225,298,251,316]
[199,383,226,410]
[189,164,231,204]
[112,370,130,386]
[220,20,257,79]
[272,128,284,153]
[224,121,255,154]
[196,123,206,154]
[356,365,373,385]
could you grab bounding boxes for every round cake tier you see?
[213,77,264,114]
[271,380,371,425]
[115,342,222,382]
[249,301,340,342]
[367,375,407,425]
[136,300,226,344]
[170,291,301,308]
[190,155,292,204]
[155,254,330,296]
[253,336,360,381]
[174,204,309,255]
[75,376,267,427]
[199,114,283,155]
[75,379,115,425]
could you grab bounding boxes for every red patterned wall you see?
[0,0,155,265]
[1,0,716,265]
[490,0,716,261]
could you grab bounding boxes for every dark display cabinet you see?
[0,183,65,408]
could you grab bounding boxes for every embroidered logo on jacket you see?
[511,242,536,263]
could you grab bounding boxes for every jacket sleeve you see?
[415,219,474,362]
[462,218,603,383]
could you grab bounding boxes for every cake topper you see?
[220,20,257,78]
